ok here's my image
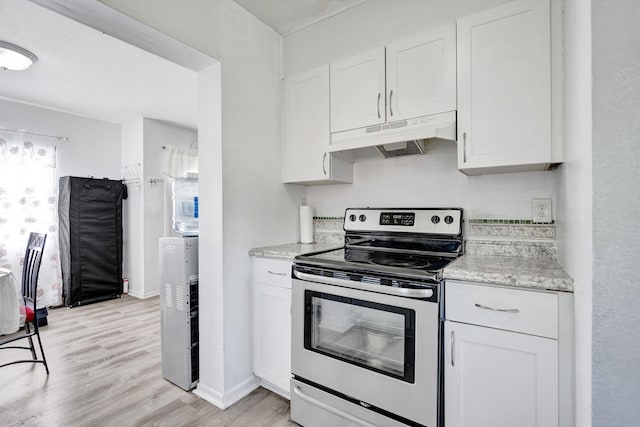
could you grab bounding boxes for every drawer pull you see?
[267,270,288,276]
[474,303,520,314]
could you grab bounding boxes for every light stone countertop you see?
[248,242,341,260]
[443,254,574,292]
[248,242,574,293]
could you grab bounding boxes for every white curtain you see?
[163,144,198,179]
[0,131,63,307]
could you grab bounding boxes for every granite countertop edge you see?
[443,254,574,293]
[248,242,341,260]
[249,243,574,293]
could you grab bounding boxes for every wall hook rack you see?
[121,163,141,185]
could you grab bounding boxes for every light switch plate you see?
[532,198,552,223]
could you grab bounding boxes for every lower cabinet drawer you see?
[253,257,293,288]
[445,280,558,339]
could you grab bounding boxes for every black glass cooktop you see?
[344,248,454,271]
[294,246,457,282]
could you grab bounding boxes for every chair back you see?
[21,233,47,306]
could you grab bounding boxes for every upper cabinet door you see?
[386,24,457,121]
[283,65,331,182]
[283,65,353,184]
[457,0,551,174]
[330,47,386,133]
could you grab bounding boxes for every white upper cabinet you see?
[283,65,353,184]
[330,24,456,134]
[330,48,386,133]
[457,0,553,175]
[386,24,457,122]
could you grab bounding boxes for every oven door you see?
[292,276,439,427]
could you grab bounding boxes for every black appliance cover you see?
[58,176,127,307]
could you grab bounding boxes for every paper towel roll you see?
[300,206,314,244]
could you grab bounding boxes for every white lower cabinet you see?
[444,280,572,427]
[252,258,292,398]
[444,321,558,427]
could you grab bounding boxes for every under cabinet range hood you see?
[375,140,426,158]
[328,111,456,156]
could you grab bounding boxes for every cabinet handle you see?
[322,152,327,175]
[474,303,520,314]
[268,270,287,276]
[463,132,467,163]
[377,93,381,119]
[451,330,455,367]
[389,90,394,117]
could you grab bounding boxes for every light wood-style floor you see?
[0,296,296,427]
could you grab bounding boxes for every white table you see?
[0,268,19,335]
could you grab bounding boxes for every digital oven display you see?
[380,212,415,226]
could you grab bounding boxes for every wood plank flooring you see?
[0,296,296,427]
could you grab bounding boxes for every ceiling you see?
[0,0,198,128]
[0,0,369,128]
[234,0,370,34]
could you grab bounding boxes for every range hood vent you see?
[375,140,426,158]
[328,111,456,158]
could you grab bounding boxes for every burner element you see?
[370,258,433,269]
[343,248,453,272]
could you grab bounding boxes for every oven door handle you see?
[293,384,375,427]
[294,270,434,299]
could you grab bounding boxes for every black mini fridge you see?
[58,176,127,307]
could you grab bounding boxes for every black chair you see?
[0,232,49,374]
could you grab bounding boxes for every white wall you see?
[121,119,144,297]
[284,0,556,220]
[196,63,225,403]
[142,119,197,298]
[121,118,197,299]
[591,0,640,424]
[0,98,121,180]
[101,0,306,406]
[555,0,593,425]
[307,144,556,218]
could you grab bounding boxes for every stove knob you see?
[444,215,454,224]
[431,215,440,224]
[359,214,367,222]
[349,214,357,222]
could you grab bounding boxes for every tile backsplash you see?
[466,219,555,241]
[313,217,344,244]
[312,217,557,258]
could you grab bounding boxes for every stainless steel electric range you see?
[290,207,463,427]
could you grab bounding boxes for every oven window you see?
[304,291,415,383]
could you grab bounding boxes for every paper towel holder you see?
[300,205,314,244]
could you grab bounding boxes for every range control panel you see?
[344,208,462,235]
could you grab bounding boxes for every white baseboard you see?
[260,378,290,400]
[194,376,260,410]
[127,290,159,299]
[224,375,260,408]
[194,382,225,409]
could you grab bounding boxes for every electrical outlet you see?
[532,198,552,223]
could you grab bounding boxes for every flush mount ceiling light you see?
[0,41,38,71]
